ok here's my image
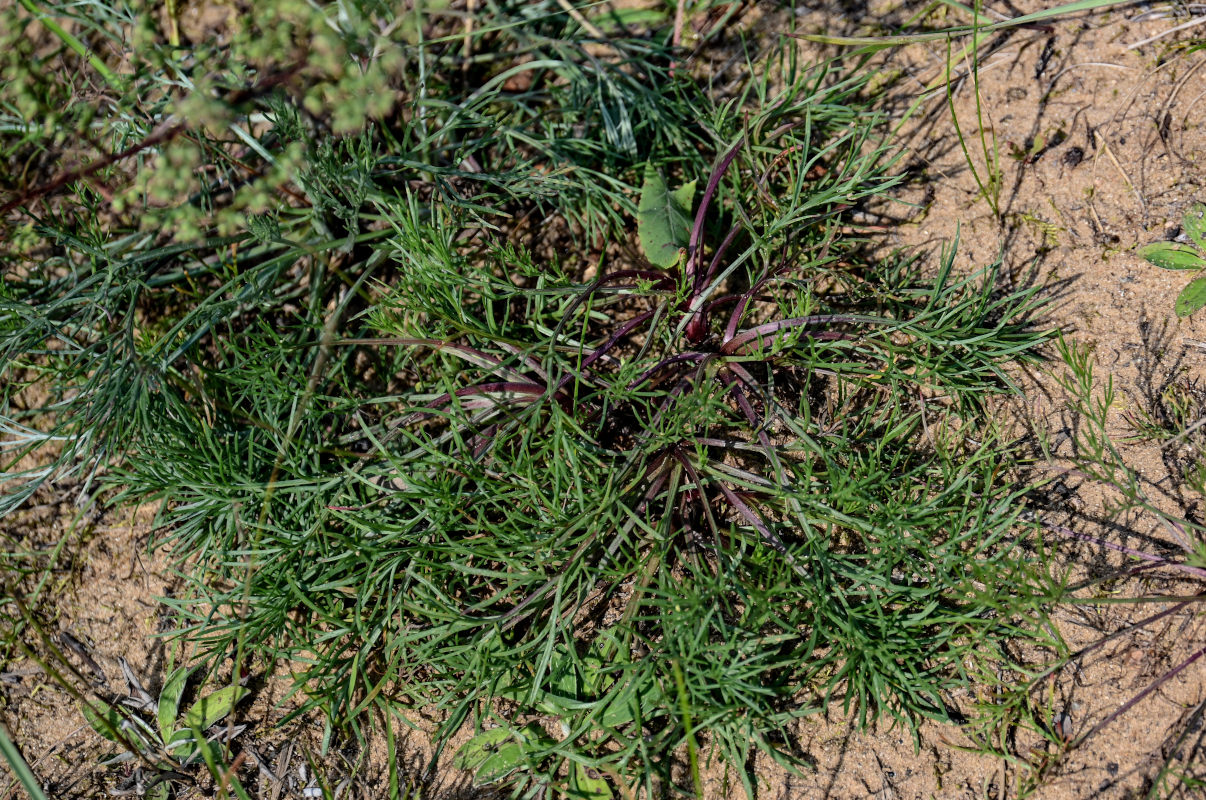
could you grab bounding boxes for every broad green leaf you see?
[579,654,606,695]
[165,728,197,752]
[591,6,666,32]
[550,646,581,698]
[453,728,511,771]
[182,685,245,733]
[1137,241,1205,270]
[517,721,555,748]
[637,164,695,268]
[572,762,615,799]
[600,686,639,729]
[1183,202,1206,251]
[1176,275,1206,317]
[80,699,124,743]
[158,665,195,745]
[147,781,170,800]
[533,691,581,714]
[475,742,527,784]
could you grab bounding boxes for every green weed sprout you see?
[80,661,246,799]
[1137,202,1206,317]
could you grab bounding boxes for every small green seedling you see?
[81,661,246,799]
[1137,202,1206,317]
[453,724,548,787]
[452,720,616,798]
[452,724,616,798]
[450,645,632,796]
[636,162,696,269]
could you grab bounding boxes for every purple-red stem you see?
[1072,644,1206,748]
[581,310,657,371]
[722,251,805,343]
[629,352,709,390]
[721,315,860,355]
[415,381,548,423]
[711,479,809,578]
[1041,518,1206,580]
[684,140,744,344]
[683,222,744,344]
[673,448,727,543]
[721,367,778,458]
[686,141,744,285]
[699,223,743,293]
[1031,600,1193,686]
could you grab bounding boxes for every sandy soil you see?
[776,1,1206,797]
[3,1,1206,799]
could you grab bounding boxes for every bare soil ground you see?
[3,2,1206,799]
[773,2,1206,797]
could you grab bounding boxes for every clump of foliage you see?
[1137,201,1206,318]
[81,659,247,800]
[1,0,1057,795]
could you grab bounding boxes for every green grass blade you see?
[800,0,1134,46]
[15,0,123,91]
[0,724,49,800]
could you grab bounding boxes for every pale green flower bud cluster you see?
[4,0,414,244]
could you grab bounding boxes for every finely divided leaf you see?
[638,164,695,268]
[1183,202,1206,251]
[1175,275,1206,317]
[1137,241,1205,270]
